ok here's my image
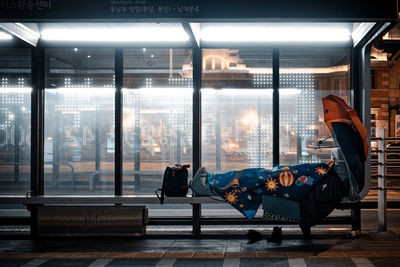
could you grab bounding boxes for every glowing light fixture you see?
[0,31,12,40]
[41,25,189,42]
[200,24,351,43]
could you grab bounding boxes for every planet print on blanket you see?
[295,176,314,186]
[278,172,295,187]
[207,162,329,220]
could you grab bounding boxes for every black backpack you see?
[155,164,190,204]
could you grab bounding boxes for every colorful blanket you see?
[207,162,334,220]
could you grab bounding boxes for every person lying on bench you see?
[190,95,367,237]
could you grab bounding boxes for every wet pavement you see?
[0,229,400,266]
[0,210,399,266]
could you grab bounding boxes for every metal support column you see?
[348,22,394,234]
[350,47,360,112]
[31,46,45,196]
[192,203,201,235]
[115,48,123,196]
[354,22,391,205]
[351,201,361,232]
[350,45,367,235]
[192,48,202,175]
[31,46,45,238]
[272,49,279,167]
[192,48,202,234]
[377,128,387,231]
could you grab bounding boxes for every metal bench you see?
[0,195,360,236]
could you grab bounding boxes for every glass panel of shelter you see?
[30,46,350,197]
[44,48,115,195]
[123,48,193,195]
[0,48,31,195]
[279,48,350,166]
[202,49,273,173]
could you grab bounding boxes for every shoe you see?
[300,224,311,237]
[246,229,263,244]
[267,226,283,242]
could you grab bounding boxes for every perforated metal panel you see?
[37,206,147,236]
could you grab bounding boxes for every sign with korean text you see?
[0,0,397,21]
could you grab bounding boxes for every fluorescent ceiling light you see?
[14,23,41,38]
[41,26,189,42]
[201,24,351,43]
[0,31,12,40]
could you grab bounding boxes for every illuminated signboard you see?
[0,0,397,21]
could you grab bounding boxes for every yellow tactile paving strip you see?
[164,252,195,258]
[194,252,225,258]
[1,250,400,259]
[255,252,286,258]
[134,252,164,258]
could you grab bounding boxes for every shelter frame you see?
[0,0,397,234]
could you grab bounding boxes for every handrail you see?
[371,137,400,141]
[0,161,75,188]
[371,151,400,155]
[370,187,400,191]
[0,161,30,166]
[45,161,76,189]
[89,169,163,191]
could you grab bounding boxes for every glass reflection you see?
[279,48,350,165]
[0,48,31,195]
[123,49,192,194]
[202,49,273,173]
[202,89,272,172]
[44,48,115,195]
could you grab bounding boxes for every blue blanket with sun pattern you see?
[207,162,333,220]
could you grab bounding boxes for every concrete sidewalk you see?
[0,210,399,266]
[0,231,400,266]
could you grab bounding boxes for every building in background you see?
[371,24,400,138]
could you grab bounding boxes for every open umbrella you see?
[322,95,367,200]
[331,122,364,200]
[322,94,368,160]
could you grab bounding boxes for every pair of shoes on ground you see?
[246,227,283,244]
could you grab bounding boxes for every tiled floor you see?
[1,230,400,266]
[1,256,400,266]
[0,210,400,266]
